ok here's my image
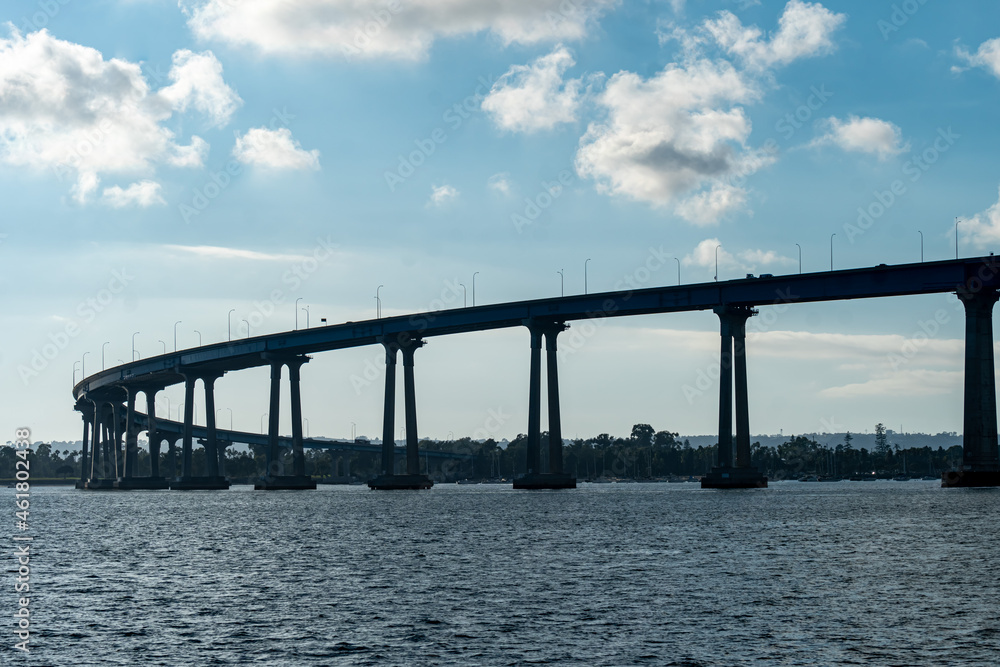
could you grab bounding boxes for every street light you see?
[82,351,90,378]
[194,330,202,346]
[261,413,268,434]
[584,258,592,294]
[242,319,250,339]
[918,231,924,262]
[132,332,140,361]
[295,297,303,330]
[305,418,310,437]
[674,258,681,285]
[102,341,110,370]
[795,243,802,274]
[228,308,236,341]
[302,305,310,328]
[376,285,384,319]
[830,233,836,271]
[158,340,166,354]
[73,360,80,385]
[472,272,479,306]
[351,421,356,440]
[558,269,564,296]
[173,321,182,352]
[714,245,721,281]
[955,217,961,259]
[226,407,233,430]
[459,283,467,308]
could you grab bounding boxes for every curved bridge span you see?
[72,256,1000,490]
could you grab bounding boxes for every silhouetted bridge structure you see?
[73,256,1000,490]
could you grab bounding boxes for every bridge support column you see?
[171,374,230,490]
[702,306,767,489]
[515,320,576,489]
[75,401,93,489]
[944,288,1000,486]
[369,335,433,490]
[82,401,116,490]
[117,386,171,490]
[256,355,315,490]
[181,376,195,480]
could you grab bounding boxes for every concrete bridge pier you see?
[82,400,115,489]
[369,335,433,490]
[944,288,1000,486]
[139,387,169,488]
[702,306,768,489]
[115,387,169,489]
[515,320,576,489]
[74,400,93,489]
[172,373,231,490]
[256,355,316,490]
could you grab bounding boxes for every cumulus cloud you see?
[703,0,846,70]
[232,128,320,170]
[157,49,242,126]
[812,115,908,160]
[954,37,1000,78]
[488,172,512,195]
[101,181,165,208]
[958,185,1000,248]
[429,183,459,206]
[482,45,582,133]
[575,59,771,220]
[682,238,794,277]
[182,0,618,60]
[0,29,239,203]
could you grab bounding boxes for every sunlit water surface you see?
[7,481,1000,666]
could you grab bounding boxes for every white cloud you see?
[163,244,312,262]
[0,29,237,204]
[101,181,165,208]
[959,185,1000,248]
[575,59,772,217]
[682,238,795,276]
[482,45,582,133]
[703,0,846,70]
[182,0,618,60]
[955,37,1000,79]
[156,49,242,127]
[675,184,748,225]
[488,172,512,196]
[429,183,459,206]
[812,115,908,160]
[232,127,321,170]
[820,370,961,398]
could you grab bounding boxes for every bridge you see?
[72,256,1000,490]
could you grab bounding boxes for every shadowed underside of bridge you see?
[72,256,1000,491]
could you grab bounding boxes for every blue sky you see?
[4,0,1000,445]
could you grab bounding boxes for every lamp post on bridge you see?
[73,360,80,385]
[305,418,310,437]
[242,319,250,339]
[557,269,564,297]
[82,352,89,379]
[351,422,356,440]
[472,272,479,306]
[173,321,182,352]
[830,233,836,271]
[132,332,140,361]
[228,308,236,341]
[158,340,166,355]
[955,217,961,259]
[459,283,467,308]
[301,305,310,328]
[584,258,591,294]
[714,245,721,281]
[295,297,303,330]
[795,243,802,273]
[918,231,924,262]
[261,413,268,435]
[194,330,202,346]
[102,341,110,370]
[376,285,384,319]
[674,258,681,285]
